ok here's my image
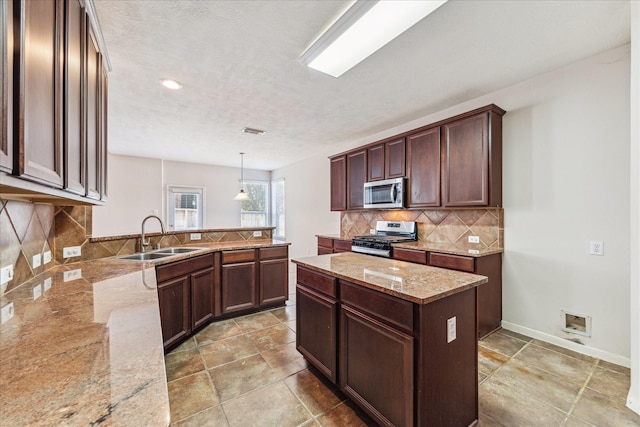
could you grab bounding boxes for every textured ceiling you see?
[94,0,630,171]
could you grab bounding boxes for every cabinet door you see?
[191,267,216,330]
[346,149,366,210]
[85,23,101,199]
[296,286,337,383]
[100,71,108,201]
[0,0,13,173]
[221,262,257,314]
[385,137,405,178]
[442,113,489,206]
[157,276,191,350]
[17,0,64,187]
[367,144,384,182]
[340,305,414,427]
[330,155,346,211]
[259,258,288,307]
[64,0,85,194]
[407,127,440,207]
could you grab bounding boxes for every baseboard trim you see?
[501,321,630,368]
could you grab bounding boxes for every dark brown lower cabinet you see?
[296,265,479,427]
[317,236,351,255]
[340,305,413,427]
[156,253,217,351]
[259,254,288,307]
[221,261,257,314]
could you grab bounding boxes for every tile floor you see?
[165,273,640,426]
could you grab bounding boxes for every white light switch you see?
[32,254,42,269]
[43,251,52,264]
[1,302,14,324]
[1,265,14,286]
[447,316,457,343]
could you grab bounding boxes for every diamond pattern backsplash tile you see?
[341,208,503,249]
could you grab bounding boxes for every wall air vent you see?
[242,127,266,135]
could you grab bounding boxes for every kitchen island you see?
[293,252,488,427]
[0,239,288,426]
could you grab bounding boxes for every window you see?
[168,186,204,230]
[271,179,285,239]
[240,181,269,227]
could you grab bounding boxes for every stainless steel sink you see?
[155,247,202,255]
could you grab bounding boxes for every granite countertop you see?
[292,252,487,304]
[0,239,288,426]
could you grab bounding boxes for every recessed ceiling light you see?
[300,0,448,78]
[242,127,266,135]
[160,79,183,90]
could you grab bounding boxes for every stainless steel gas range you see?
[351,221,417,258]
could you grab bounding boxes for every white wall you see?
[628,0,639,415]
[271,155,340,260]
[275,45,633,365]
[93,155,269,236]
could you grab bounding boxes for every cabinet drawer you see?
[297,266,336,298]
[393,247,427,264]
[317,237,333,249]
[156,254,214,283]
[222,249,256,264]
[340,281,414,333]
[260,246,288,260]
[333,239,352,253]
[428,253,475,273]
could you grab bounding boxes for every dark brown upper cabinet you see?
[85,22,101,200]
[64,0,85,195]
[330,155,346,211]
[15,0,65,188]
[0,0,13,173]
[442,108,504,207]
[367,138,405,182]
[346,149,367,210]
[407,127,441,208]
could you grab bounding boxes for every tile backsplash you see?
[341,208,503,249]
[0,198,272,295]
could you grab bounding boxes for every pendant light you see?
[234,152,250,201]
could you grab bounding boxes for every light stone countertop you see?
[292,252,488,304]
[0,239,289,426]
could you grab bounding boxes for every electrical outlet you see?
[253,231,262,237]
[369,229,376,235]
[190,233,202,241]
[468,249,480,255]
[468,235,480,244]
[447,316,457,343]
[32,254,42,269]
[63,246,82,258]
[63,269,82,282]
[1,265,14,286]
[1,302,14,324]
[33,284,42,301]
[43,277,52,292]
[589,241,604,256]
[43,251,52,264]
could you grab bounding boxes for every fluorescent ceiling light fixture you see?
[300,0,448,78]
[160,78,183,89]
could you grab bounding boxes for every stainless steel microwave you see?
[363,178,405,209]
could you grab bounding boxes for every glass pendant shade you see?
[234,152,250,201]
[234,189,250,201]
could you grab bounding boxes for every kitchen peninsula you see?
[293,252,488,427]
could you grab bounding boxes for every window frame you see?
[167,185,205,231]
[271,178,285,239]
[240,180,270,228]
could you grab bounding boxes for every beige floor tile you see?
[199,335,259,369]
[514,343,596,385]
[477,412,506,427]
[286,319,296,332]
[496,329,533,343]
[598,360,631,375]
[234,311,281,333]
[209,354,280,402]
[479,331,528,357]
[223,381,312,427]
[478,346,510,376]
[170,336,197,353]
[165,347,205,382]
[529,339,598,363]
[479,376,567,426]
[195,319,243,346]
[316,400,377,426]
[262,341,309,378]
[489,358,582,412]
[571,387,640,426]
[271,304,296,322]
[172,405,228,427]
[167,371,219,423]
[587,364,632,398]
[247,323,296,352]
[284,368,345,416]
[563,415,596,426]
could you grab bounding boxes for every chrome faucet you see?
[141,215,166,252]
